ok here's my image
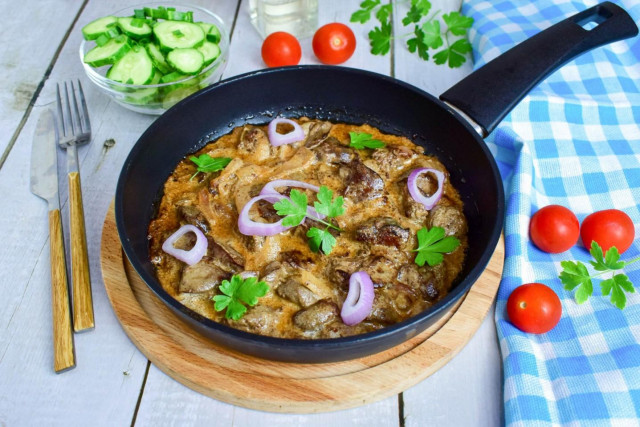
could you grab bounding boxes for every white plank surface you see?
[0,0,503,425]
[0,0,85,158]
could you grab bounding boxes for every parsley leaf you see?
[314,186,345,218]
[350,0,381,23]
[442,11,474,36]
[376,4,392,22]
[407,26,430,60]
[413,226,461,267]
[307,227,337,255]
[433,38,472,68]
[559,260,593,304]
[349,131,386,150]
[369,21,392,55]
[273,189,308,227]
[421,20,444,49]
[212,275,269,320]
[560,241,638,309]
[403,4,424,26]
[189,154,232,180]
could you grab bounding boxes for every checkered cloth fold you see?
[461,0,640,425]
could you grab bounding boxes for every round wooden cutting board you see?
[100,205,504,413]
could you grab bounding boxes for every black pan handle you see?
[440,1,638,136]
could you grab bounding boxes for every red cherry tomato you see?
[312,23,356,65]
[529,205,580,253]
[261,32,302,67]
[580,209,635,254]
[507,283,562,334]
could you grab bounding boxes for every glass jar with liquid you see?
[249,0,318,39]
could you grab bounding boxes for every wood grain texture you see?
[68,171,94,331]
[100,205,504,413]
[48,208,75,373]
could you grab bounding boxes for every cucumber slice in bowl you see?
[84,35,130,67]
[166,48,204,74]
[107,46,154,85]
[145,43,173,74]
[82,16,118,40]
[125,70,163,105]
[197,41,221,67]
[118,17,152,40]
[154,21,205,51]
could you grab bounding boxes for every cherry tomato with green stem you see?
[581,209,635,254]
[507,283,562,334]
[261,32,302,67]
[529,205,580,253]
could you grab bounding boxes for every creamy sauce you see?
[148,119,467,339]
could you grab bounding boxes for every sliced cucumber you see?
[162,85,199,109]
[196,22,213,35]
[125,70,162,105]
[197,41,221,67]
[84,36,130,67]
[153,21,205,51]
[107,46,154,85]
[145,43,173,74]
[82,16,118,40]
[117,17,152,39]
[206,24,221,44]
[166,48,204,74]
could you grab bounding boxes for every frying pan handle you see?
[439,1,638,136]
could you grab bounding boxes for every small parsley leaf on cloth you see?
[412,226,460,267]
[560,241,638,309]
[212,275,269,320]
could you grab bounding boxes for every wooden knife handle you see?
[49,208,75,373]
[68,171,94,331]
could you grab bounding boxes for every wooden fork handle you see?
[68,171,95,331]
[49,209,76,373]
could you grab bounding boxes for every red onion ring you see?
[259,179,325,221]
[341,271,375,326]
[407,168,445,210]
[161,225,208,266]
[238,194,292,236]
[268,118,305,146]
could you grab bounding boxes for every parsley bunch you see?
[212,275,269,320]
[273,186,345,255]
[560,241,638,309]
[351,0,474,68]
[189,154,231,180]
[412,226,460,266]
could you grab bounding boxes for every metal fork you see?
[56,80,94,332]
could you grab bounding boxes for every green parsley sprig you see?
[212,275,269,320]
[412,226,460,266]
[559,241,638,309]
[273,186,345,255]
[189,154,232,180]
[349,131,386,150]
[351,0,474,68]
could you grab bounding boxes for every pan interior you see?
[115,66,503,360]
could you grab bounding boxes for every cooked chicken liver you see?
[149,119,467,339]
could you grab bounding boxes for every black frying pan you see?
[115,2,637,363]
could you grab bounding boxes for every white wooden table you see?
[0,0,503,425]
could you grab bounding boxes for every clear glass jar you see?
[249,0,318,39]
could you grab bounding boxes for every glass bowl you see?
[80,2,229,115]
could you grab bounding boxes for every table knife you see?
[30,109,75,373]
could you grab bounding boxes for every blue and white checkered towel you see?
[461,0,640,425]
